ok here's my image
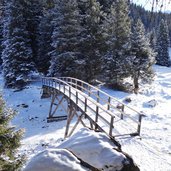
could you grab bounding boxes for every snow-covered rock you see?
[24,128,139,171]
[58,128,125,171]
[24,149,87,171]
[144,99,158,108]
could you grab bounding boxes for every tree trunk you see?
[133,75,139,94]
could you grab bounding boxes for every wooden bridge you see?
[42,77,143,146]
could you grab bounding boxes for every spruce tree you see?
[149,29,157,52]
[156,19,170,67]
[37,9,54,74]
[79,0,106,82]
[24,0,43,64]
[49,0,85,79]
[0,96,23,170]
[131,19,156,93]
[104,0,132,87]
[102,4,117,84]
[2,0,36,88]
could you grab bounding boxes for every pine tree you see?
[102,4,117,84]
[37,9,54,74]
[2,0,36,88]
[131,19,156,93]
[156,19,170,67]
[49,0,85,79]
[0,96,23,170]
[149,29,157,52]
[79,0,106,82]
[24,0,43,65]
[104,0,132,87]
[97,0,113,12]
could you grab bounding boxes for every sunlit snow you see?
[0,64,171,171]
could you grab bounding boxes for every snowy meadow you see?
[0,63,171,171]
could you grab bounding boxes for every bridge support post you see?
[47,90,67,122]
[41,85,51,98]
[64,100,86,138]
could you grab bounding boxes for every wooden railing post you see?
[121,105,124,119]
[88,86,91,96]
[107,97,111,110]
[69,87,71,99]
[97,91,100,103]
[63,84,65,93]
[76,91,78,104]
[137,114,143,135]
[109,116,114,136]
[95,106,99,130]
[84,98,87,112]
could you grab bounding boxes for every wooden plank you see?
[47,115,67,123]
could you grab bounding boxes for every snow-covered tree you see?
[156,19,170,67]
[24,0,43,64]
[104,0,132,87]
[131,19,156,93]
[79,0,106,82]
[2,0,36,88]
[37,9,54,74]
[0,96,23,170]
[149,29,157,52]
[102,4,117,84]
[48,0,85,79]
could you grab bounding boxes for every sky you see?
[133,0,171,13]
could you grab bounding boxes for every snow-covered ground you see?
[24,128,132,171]
[0,64,171,171]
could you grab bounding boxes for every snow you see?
[59,128,126,171]
[24,148,87,171]
[0,64,171,171]
[24,128,127,171]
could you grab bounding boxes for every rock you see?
[147,99,157,107]
[21,104,29,108]
[124,97,132,103]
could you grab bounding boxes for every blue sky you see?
[134,0,171,12]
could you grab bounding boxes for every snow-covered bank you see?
[0,64,171,171]
[103,65,171,171]
[24,128,139,171]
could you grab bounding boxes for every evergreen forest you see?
[0,0,170,92]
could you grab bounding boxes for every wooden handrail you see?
[59,77,142,115]
[42,77,143,136]
[59,77,141,124]
[42,77,115,118]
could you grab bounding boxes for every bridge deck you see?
[42,77,143,139]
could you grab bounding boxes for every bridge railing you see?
[59,77,143,136]
[42,77,116,137]
[42,77,143,136]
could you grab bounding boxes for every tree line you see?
[0,0,170,93]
